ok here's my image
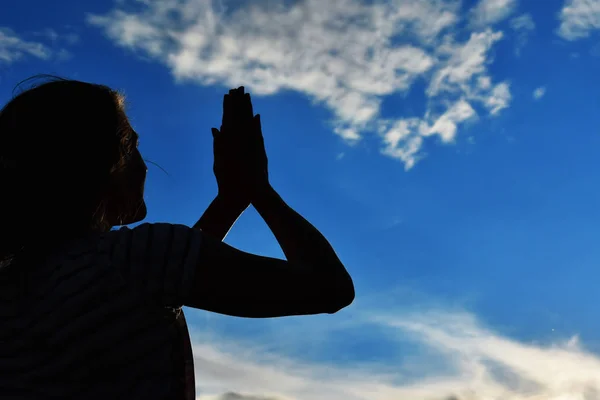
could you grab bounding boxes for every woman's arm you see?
[188,229,354,317]
[105,221,354,318]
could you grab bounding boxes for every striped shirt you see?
[0,223,203,399]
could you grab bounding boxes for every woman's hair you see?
[0,75,138,266]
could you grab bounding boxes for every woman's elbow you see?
[327,275,355,314]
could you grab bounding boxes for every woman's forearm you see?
[193,195,248,241]
[252,184,352,286]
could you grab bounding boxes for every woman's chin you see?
[130,200,147,223]
[117,200,147,225]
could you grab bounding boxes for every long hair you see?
[0,75,138,267]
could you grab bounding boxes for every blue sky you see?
[4,0,600,398]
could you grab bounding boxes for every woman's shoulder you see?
[94,222,206,308]
[98,222,204,261]
[100,222,198,243]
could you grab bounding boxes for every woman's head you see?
[0,76,147,263]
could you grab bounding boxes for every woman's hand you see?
[248,110,269,197]
[211,87,269,206]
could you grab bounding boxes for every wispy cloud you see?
[0,27,52,64]
[0,27,79,65]
[469,0,518,28]
[88,0,513,169]
[189,306,600,400]
[557,0,600,40]
[510,13,535,55]
[533,86,546,100]
[32,28,80,45]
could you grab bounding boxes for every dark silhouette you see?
[0,76,354,399]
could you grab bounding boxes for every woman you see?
[0,77,354,399]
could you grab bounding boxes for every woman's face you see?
[106,126,148,227]
[123,139,148,223]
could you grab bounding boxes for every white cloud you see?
[88,0,512,169]
[510,13,535,55]
[469,0,518,27]
[533,86,546,100]
[381,98,482,170]
[558,0,600,40]
[0,27,52,64]
[198,394,278,400]
[378,28,510,169]
[427,99,477,141]
[428,30,505,97]
[381,119,426,169]
[485,81,511,115]
[188,307,600,400]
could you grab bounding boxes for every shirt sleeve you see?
[98,222,204,308]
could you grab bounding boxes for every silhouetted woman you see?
[0,77,354,399]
